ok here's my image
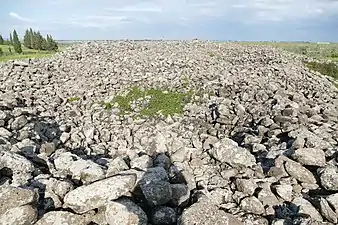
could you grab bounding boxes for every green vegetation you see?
[99,101,113,110]
[112,87,194,118]
[236,42,338,61]
[67,96,81,103]
[12,30,22,54]
[0,28,60,62]
[23,28,58,51]
[304,61,338,80]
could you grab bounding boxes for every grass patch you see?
[0,44,67,62]
[113,87,194,118]
[99,101,113,110]
[67,96,81,103]
[304,61,338,80]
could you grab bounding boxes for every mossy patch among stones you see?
[113,87,194,118]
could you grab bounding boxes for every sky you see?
[1,0,338,41]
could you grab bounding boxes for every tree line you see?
[0,28,58,55]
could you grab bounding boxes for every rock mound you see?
[0,41,337,224]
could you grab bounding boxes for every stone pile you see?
[0,40,338,225]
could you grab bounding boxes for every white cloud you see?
[9,12,34,23]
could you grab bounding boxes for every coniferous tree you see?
[12,30,22,53]
[9,33,13,45]
[23,29,32,49]
[29,28,34,48]
[0,47,3,56]
[0,35,4,45]
[46,34,58,51]
[9,46,12,54]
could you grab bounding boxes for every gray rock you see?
[209,138,256,168]
[318,197,337,223]
[106,156,130,177]
[179,200,243,225]
[284,160,317,184]
[63,174,136,213]
[130,155,153,170]
[257,187,280,207]
[10,115,28,130]
[105,198,147,225]
[153,153,171,170]
[35,211,86,225]
[240,196,265,215]
[0,205,37,225]
[0,128,12,138]
[170,183,190,207]
[235,178,258,195]
[39,142,56,156]
[292,197,323,222]
[275,184,293,202]
[208,188,233,205]
[319,166,338,191]
[291,148,326,167]
[52,151,105,184]
[140,180,172,206]
[0,151,35,186]
[152,206,177,225]
[326,193,338,213]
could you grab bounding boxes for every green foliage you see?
[8,46,12,54]
[99,101,113,110]
[23,28,58,51]
[23,29,32,49]
[304,61,338,80]
[9,33,13,45]
[113,87,193,118]
[12,30,22,54]
[0,47,3,56]
[0,35,3,45]
[67,96,81,103]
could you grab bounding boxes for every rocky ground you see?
[0,40,338,225]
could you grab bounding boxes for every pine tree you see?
[0,35,4,45]
[9,46,12,54]
[46,34,58,51]
[29,28,34,48]
[23,29,32,49]
[0,47,3,56]
[9,33,13,45]
[12,30,22,53]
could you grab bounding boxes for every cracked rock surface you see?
[0,40,338,224]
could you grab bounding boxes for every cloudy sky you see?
[1,0,338,41]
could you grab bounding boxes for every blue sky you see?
[1,0,338,41]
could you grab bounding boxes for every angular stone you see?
[152,206,177,225]
[179,200,243,225]
[275,184,293,202]
[240,196,265,215]
[130,155,153,170]
[209,138,256,168]
[284,160,316,184]
[0,151,34,186]
[0,186,37,215]
[235,178,257,195]
[35,211,86,225]
[319,166,338,191]
[170,184,190,207]
[291,148,326,167]
[292,197,323,222]
[0,205,37,225]
[63,174,136,213]
[105,198,147,225]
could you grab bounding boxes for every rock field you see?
[0,40,338,225]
